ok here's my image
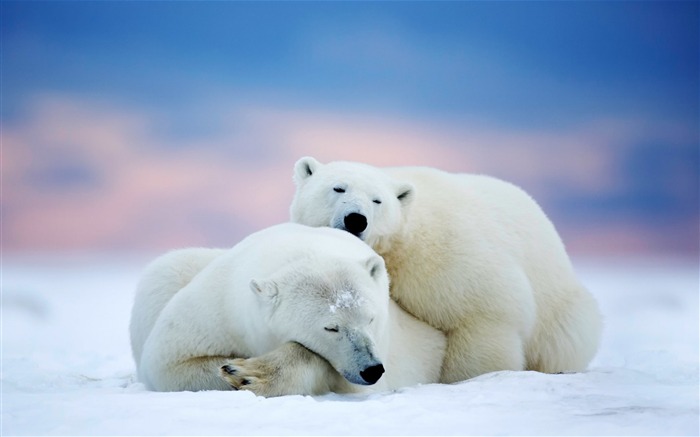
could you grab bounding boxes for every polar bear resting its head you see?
[130,223,444,396]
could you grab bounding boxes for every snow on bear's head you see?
[249,249,391,386]
[290,157,414,251]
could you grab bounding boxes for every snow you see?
[330,290,365,314]
[2,254,698,436]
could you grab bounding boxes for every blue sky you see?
[5,1,697,125]
[2,1,699,254]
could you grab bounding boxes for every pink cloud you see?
[3,93,694,255]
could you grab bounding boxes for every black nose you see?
[344,213,367,236]
[360,364,385,385]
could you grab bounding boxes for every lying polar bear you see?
[290,157,602,383]
[130,223,445,396]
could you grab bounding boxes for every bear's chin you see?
[335,226,366,241]
[342,372,374,386]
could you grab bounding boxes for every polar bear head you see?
[290,157,413,251]
[250,251,390,386]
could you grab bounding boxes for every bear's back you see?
[228,223,378,279]
[383,166,569,269]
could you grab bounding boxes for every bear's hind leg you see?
[440,322,525,383]
[526,286,602,374]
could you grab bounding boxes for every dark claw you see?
[221,365,237,375]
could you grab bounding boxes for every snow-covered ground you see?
[2,254,698,436]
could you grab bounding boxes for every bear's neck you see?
[373,231,410,266]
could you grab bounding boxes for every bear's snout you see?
[359,363,385,385]
[344,213,368,237]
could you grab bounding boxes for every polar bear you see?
[290,157,602,383]
[130,223,445,396]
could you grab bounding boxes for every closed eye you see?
[373,199,382,204]
[333,187,345,193]
[324,325,339,333]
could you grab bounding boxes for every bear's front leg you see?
[441,322,526,383]
[220,342,353,397]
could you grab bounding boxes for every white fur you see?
[130,223,445,395]
[290,157,602,383]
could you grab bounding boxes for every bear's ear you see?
[250,278,279,301]
[396,182,414,207]
[293,157,322,184]
[364,256,386,281]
